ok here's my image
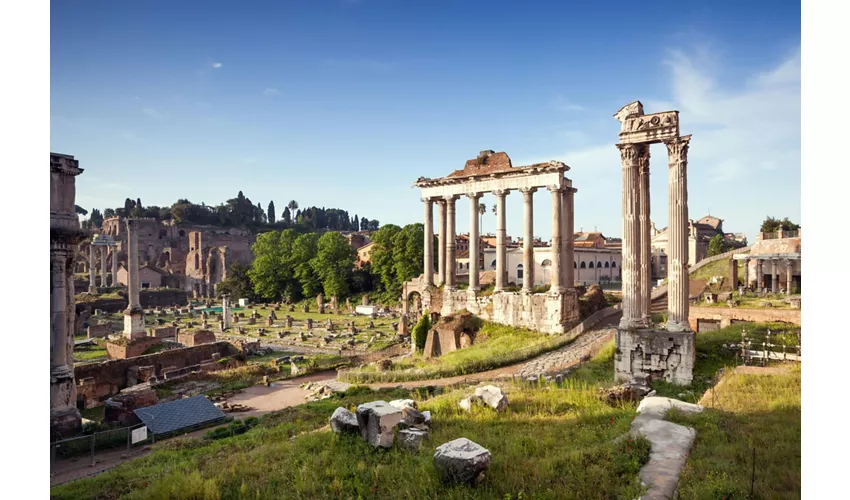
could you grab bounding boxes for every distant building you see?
[117,263,168,289]
[650,215,747,280]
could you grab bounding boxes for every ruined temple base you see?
[614,328,695,386]
[106,337,162,360]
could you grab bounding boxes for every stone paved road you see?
[514,327,616,379]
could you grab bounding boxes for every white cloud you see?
[141,107,165,120]
[212,62,222,69]
[263,88,279,96]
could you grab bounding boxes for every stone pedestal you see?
[123,309,147,340]
[615,328,694,385]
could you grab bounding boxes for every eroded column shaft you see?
[423,199,434,287]
[665,137,691,331]
[618,144,642,328]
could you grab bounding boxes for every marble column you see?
[88,244,96,292]
[785,259,794,295]
[756,259,764,290]
[467,193,481,291]
[100,246,108,288]
[665,136,691,332]
[222,295,232,328]
[617,143,642,328]
[772,261,779,294]
[729,257,739,288]
[111,245,118,286]
[548,186,564,293]
[743,258,750,288]
[444,195,458,289]
[123,219,146,339]
[423,198,434,287]
[437,200,446,286]
[521,188,536,292]
[493,190,508,292]
[638,147,652,324]
[563,188,576,289]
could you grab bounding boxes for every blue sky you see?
[51,0,800,241]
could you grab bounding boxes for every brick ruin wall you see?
[688,306,801,330]
[75,341,236,407]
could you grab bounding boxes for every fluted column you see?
[785,259,794,294]
[617,143,642,328]
[548,186,564,293]
[437,200,446,286]
[111,245,118,286]
[100,246,108,288]
[521,188,536,292]
[638,146,652,325]
[665,136,692,332]
[444,195,459,289]
[563,188,576,289]
[423,198,434,287]
[493,190,508,292]
[467,193,481,291]
[88,244,96,292]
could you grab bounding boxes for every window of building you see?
[141,282,151,289]
[589,261,594,268]
[541,259,551,267]
[491,259,497,268]
[580,261,586,268]
[605,261,610,268]
[517,264,523,280]
[611,261,616,267]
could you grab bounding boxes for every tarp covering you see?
[133,395,226,435]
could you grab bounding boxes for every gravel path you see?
[514,327,616,379]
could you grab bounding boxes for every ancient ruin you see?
[122,219,147,340]
[51,153,86,437]
[406,150,580,334]
[612,101,695,385]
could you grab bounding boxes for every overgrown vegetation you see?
[411,310,431,351]
[52,382,650,500]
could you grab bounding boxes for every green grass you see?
[690,257,730,283]
[80,405,106,423]
[339,321,570,383]
[695,292,799,309]
[667,365,800,499]
[73,342,109,364]
[52,383,650,500]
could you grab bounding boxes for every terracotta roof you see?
[456,250,470,259]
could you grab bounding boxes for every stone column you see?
[664,136,691,332]
[617,143,642,328]
[729,257,739,288]
[756,260,764,290]
[88,244,96,292]
[772,261,779,294]
[100,245,108,288]
[743,258,750,288]
[111,245,118,286]
[548,186,564,293]
[467,193,481,291]
[123,219,146,339]
[444,195,458,289]
[437,200,446,286]
[423,198,434,287]
[638,147,652,324]
[222,295,232,328]
[563,188,576,289]
[785,259,794,295]
[493,190,508,292]
[520,188,536,292]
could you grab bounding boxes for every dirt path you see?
[226,370,338,418]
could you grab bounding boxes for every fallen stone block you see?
[355,401,403,448]
[398,428,429,452]
[433,438,491,485]
[329,407,360,435]
[636,396,704,419]
[401,406,427,425]
[474,385,509,412]
[389,399,417,410]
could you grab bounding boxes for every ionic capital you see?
[547,185,566,193]
[421,197,434,204]
[492,189,508,198]
[518,187,538,195]
[442,194,460,202]
[465,192,483,201]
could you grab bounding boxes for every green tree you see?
[391,223,425,291]
[282,206,291,225]
[411,310,431,352]
[248,229,298,300]
[292,233,321,297]
[370,224,402,293]
[103,208,115,218]
[267,201,276,225]
[311,232,356,298]
[360,217,370,231]
[707,234,729,257]
[761,216,800,233]
[215,262,255,300]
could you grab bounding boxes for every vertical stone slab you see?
[729,257,738,288]
[617,143,642,328]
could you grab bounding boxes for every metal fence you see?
[737,326,801,364]
[51,423,151,474]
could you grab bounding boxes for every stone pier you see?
[51,153,86,438]
[613,101,695,386]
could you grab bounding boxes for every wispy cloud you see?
[141,107,166,120]
[262,88,280,96]
[212,62,222,69]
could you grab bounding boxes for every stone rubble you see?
[355,401,403,448]
[433,438,491,486]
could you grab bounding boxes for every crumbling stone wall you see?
[106,337,162,359]
[75,341,235,407]
[614,330,695,385]
[688,306,801,330]
[177,330,217,347]
[87,322,113,338]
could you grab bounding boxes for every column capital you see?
[465,191,483,200]
[442,194,460,202]
[547,185,566,193]
[492,189,508,198]
[664,135,692,162]
[518,187,538,195]
[616,143,641,163]
[421,197,434,204]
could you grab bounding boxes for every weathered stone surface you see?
[433,438,491,485]
[389,399,417,410]
[635,396,703,419]
[422,410,432,427]
[398,428,429,451]
[355,401,403,448]
[329,407,360,434]
[458,395,482,411]
[474,385,509,412]
[401,406,426,424]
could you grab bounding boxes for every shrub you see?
[411,310,431,352]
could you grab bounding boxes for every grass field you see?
[52,375,651,500]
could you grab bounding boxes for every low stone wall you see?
[87,322,113,338]
[150,326,177,338]
[106,337,162,359]
[437,288,580,334]
[688,306,801,330]
[140,289,189,308]
[178,330,217,347]
[75,341,235,407]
